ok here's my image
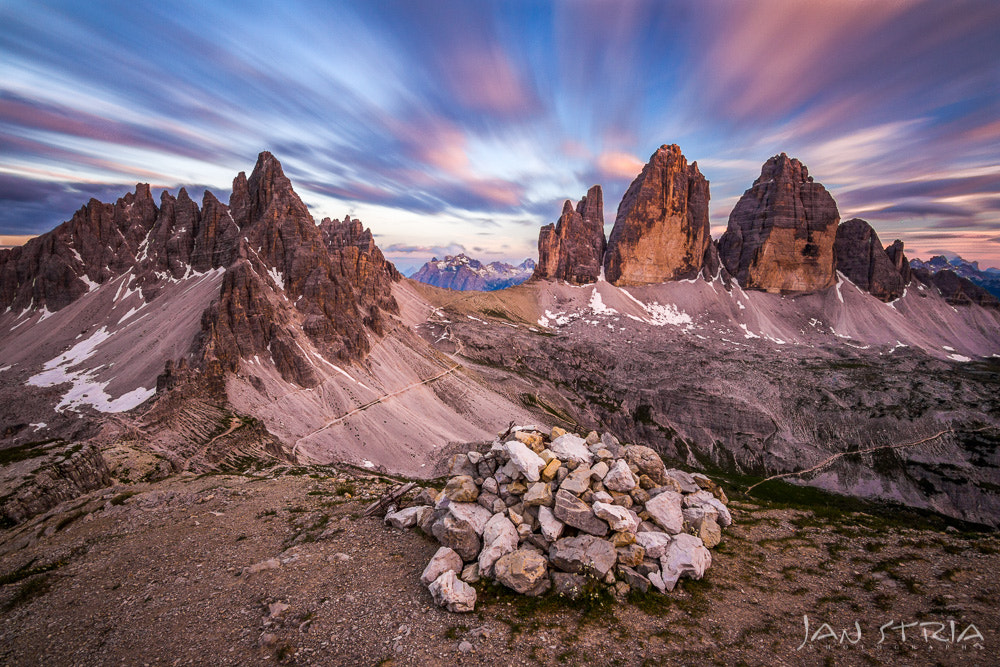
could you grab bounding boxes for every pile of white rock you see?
[384,426,732,613]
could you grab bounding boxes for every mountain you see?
[411,254,535,291]
[833,218,906,301]
[912,255,1000,300]
[533,185,606,284]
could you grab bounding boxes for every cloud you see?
[596,152,644,180]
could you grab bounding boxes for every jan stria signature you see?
[798,615,984,650]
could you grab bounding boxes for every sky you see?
[1,0,999,271]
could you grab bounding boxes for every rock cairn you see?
[384,426,732,613]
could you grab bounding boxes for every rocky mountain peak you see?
[533,185,606,284]
[834,218,906,301]
[603,144,711,285]
[718,153,839,293]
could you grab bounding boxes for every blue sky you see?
[2,0,999,270]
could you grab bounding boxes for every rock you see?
[421,547,464,586]
[718,153,839,293]
[514,430,545,453]
[247,558,281,574]
[619,566,650,593]
[533,185,606,284]
[644,490,683,534]
[493,550,550,596]
[385,505,431,529]
[431,514,481,561]
[885,239,911,285]
[448,502,493,535]
[592,490,613,504]
[508,480,528,496]
[458,640,474,654]
[481,477,499,495]
[461,562,481,584]
[630,487,650,505]
[602,460,637,492]
[479,513,519,576]
[523,482,553,507]
[634,531,673,559]
[560,466,593,495]
[477,490,501,512]
[659,533,711,591]
[604,144,711,284]
[590,461,610,480]
[648,570,666,593]
[835,218,906,301]
[549,434,594,466]
[664,469,699,493]
[592,501,640,532]
[412,487,439,506]
[698,517,722,548]
[428,570,477,612]
[553,489,609,536]
[683,491,732,527]
[538,506,565,541]
[681,505,718,530]
[444,475,479,502]
[446,454,477,478]
[540,458,561,482]
[552,572,589,599]
[550,426,567,439]
[624,445,667,485]
[549,535,617,578]
[611,531,636,547]
[504,440,546,483]
[616,544,646,568]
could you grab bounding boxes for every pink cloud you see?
[596,152,645,180]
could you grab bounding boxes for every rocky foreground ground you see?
[1,452,996,666]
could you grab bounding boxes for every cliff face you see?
[533,185,606,284]
[718,154,839,293]
[834,218,906,301]
[603,145,710,285]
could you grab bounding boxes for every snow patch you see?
[619,289,692,327]
[361,459,375,469]
[947,353,971,362]
[739,324,760,339]
[589,289,617,315]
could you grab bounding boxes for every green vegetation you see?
[0,439,64,466]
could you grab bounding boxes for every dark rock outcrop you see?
[0,442,111,525]
[913,269,1000,309]
[834,218,906,301]
[533,185,606,284]
[604,145,710,285]
[885,240,911,286]
[413,254,534,291]
[718,153,839,293]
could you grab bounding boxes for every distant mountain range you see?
[410,254,535,291]
[911,255,1000,300]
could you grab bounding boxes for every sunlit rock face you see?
[533,185,606,285]
[718,153,839,294]
[603,145,711,285]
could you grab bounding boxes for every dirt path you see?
[184,415,243,470]
[291,365,461,459]
[745,426,991,494]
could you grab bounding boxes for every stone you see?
[659,533,711,591]
[538,458,561,483]
[477,490,501,512]
[549,434,594,466]
[479,513,519,575]
[458,640,474,654]
[461,562,481,583]
[834,218,905,301]
[493,550,551,596]
[523,482,553,507]
[698,517,722,548]
[247,558,281,574]
[431,514,481,561]
[443,476,479,502]
[664,469,699,493]
[508,480,528,496]
[412,487,439,506]
[603,460,637,492]
[619,566,651,593]
[885,239,911,285]
[718,153,840,293]
[448,502,493,535]
[421,546,464,586]
[630,488,650,505]
[585,431,600,445]
[549,535,617,578]
[592,490,613,504]
[552,572,589,599]
[553,489,608,536]
[609,492,633,509]
[624,445,667,485]
[611,531,636,547]
[590,461,610,480]
[504,440,546,483]
[385,505,431,530]
[616,544,646,568]
[681,505,717,530]
[533,185,606,284]
[550,426,567,439]
[638,474,656,490]
[644,491,684,534]
[683,491,732,527]
[560,466,593,495]
[514,430,545,452]
[481,477,499,495]
[592,501,640,532]
[446,454,477,478]
[648,570,667,593]
[428,570,477,612]
[539,449,556,464]
[268,601,289,618]
[604,144,711,284]
[634,531,673,559]
[537,506,565,542]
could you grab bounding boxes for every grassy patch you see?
[0,439,63,465]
